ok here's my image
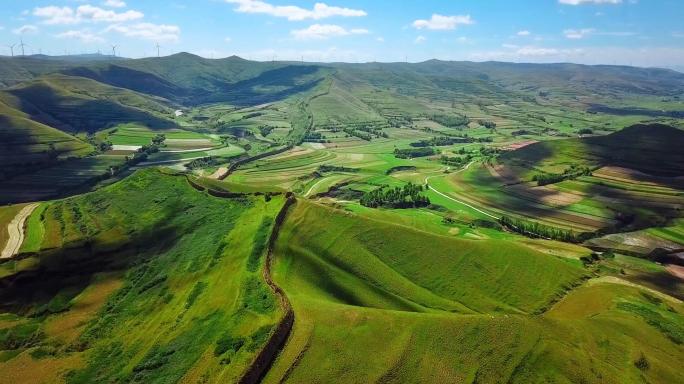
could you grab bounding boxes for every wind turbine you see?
[155,42,160,57]
[18,38,27,56]
[7,44,15,57]
[111,45,117,57]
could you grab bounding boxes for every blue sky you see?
[1,0,683,69]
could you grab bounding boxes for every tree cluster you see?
[477,120,497,129]
[410,136,469,147]
[428,113,470,128]
[394,147,435,158]
[360,183,430,209]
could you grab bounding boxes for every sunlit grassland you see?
[273,201,586,314]
[265,201,684,384]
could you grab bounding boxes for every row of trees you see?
[532,164,593,186]
[410,136,470,147]
[499,215,588,243]
[360,183,430,209]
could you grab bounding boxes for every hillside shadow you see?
[201,65,324,106]
[62,65,187,102]
[9,84,176,133]
[0,221,181,315]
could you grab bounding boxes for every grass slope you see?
[2,74,176,134]
[265,202,684,384]
[0,97,92,178]
[0,169,285,383]
[273,201,587,314]
[502,123,684,177]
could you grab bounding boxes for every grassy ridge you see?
[0,97,92,177]
[273,201,587,314]
[265,201,684,383]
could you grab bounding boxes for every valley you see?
[0,52,682,383]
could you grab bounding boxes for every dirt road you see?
[424,162,500,220]
[1,203,38,259]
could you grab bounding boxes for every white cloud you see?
[414,35,426,44]
[225,36,232,42]
[103,0,126,8]
[56,30,105,43]
[469,45,585,62]
[33,6,76,24]
[291,24,368,40]
[516,47,574,57]
[236,46,368,62]
[33,5,143,25]
[13,24,38,35]
[376,37,384,42]
[559,0,622,5]
[564,28,595,39]
[517,30,531,36]
[106,22,181,42]
[225,0,366,21]
[413,14,474,30]
[469,45,684,68]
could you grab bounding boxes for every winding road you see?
[1,203,39,259]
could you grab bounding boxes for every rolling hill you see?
[0,169,287,383]
[265,201,684,383]
[0,54,683,383]
[501,123,684,177]
[2,74,176,134]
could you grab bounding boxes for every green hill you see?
[2,74,177,134]
[62,53,330,105]
[501,123,684,177]
[273,201,587,314]
[0,169,286,383]
[0,96,92,180]
[264,201,684,383]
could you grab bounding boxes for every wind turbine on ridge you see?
[6,43,16,57]
[18,38,27,56]
[155,42,160,57]
[111,45,118,57]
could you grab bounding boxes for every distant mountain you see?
[3,53,683,105]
